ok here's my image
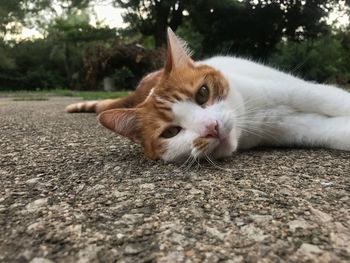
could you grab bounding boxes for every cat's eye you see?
[160,126,182,139]
[195,85,210,105]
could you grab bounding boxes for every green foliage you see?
[114,0,342,57]
[109,67,135,90]
[0,39,66,90]
[64,90,129,100]
[114,0,187,47]
[46,11,116,88]
[43,89,129,99]
[270,32,350,83]
[0,0,349,91]
[176,21,204,59]
[0,10,117,90]
[0,0,52,35]
[13,95,49,101]
[0,89,129,100]
[48,12,116,43]
[0,45,15,70]
[186,0,335,58]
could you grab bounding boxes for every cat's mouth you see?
[197,126,235,158]
[196,135,228,156]
[211,136,236,159]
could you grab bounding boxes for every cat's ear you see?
[98,109,140,143]
[165,28,194,74]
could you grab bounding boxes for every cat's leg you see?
[66,70,162,113]
[289,83,350,117]
[65,100,97,113]
[263,113,350,151]
[65,98,128,113]
[65,88,150,113]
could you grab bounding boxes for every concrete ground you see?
[0,97,349,263]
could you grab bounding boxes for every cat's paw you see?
[65,103,80,113]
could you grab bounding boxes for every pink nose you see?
[204,121,219,138]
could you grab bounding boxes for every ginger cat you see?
[66,28,350,162]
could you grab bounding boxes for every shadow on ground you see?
[0,97,349,263]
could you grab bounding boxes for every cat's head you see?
[98,29,243,162]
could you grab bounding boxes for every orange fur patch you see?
[96,29,230,160]
[133,64,229,159]
[193,138,209,152]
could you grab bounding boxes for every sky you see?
[8,2,350,41]
[89,3,125,29]
[328,1,350,27]
[8,2,125,41]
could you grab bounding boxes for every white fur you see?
[161,56,350,161]
[145,88,154,101]
[203,56,350,151]
[162,100,239,162]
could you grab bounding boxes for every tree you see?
[0,38,67,90]
[113,0,188,47]
[0,0,93,37]
[187,0,338,58]
[0,0,115,90]
[45,10,116,88]
[269,26,350,84]
[114,0,344,58]
[83,42,164,90]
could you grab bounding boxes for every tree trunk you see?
[154,26,168,47]
[153,1,185,47]
[153,1,170,47]
[63,43,73,88]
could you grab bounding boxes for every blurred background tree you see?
[113,0,188,47]
[0,0,349,91]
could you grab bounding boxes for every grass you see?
[2,85,349,101]
[13,95,49,101]
[0,89,130,101]
[52,89,130,100]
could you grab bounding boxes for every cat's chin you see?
[211,137,237,159]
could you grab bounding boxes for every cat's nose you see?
[204,121,219,138]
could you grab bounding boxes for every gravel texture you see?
[0,97,349,263]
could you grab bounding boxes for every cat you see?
[66,28,350,163]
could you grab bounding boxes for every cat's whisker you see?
[184,155,198,171]
[179,152,200,172]
[195,156,202,171]
[71,29,350,166]
[235,117,281,127]
[236,110,286,119]
[204,155,216,169]
[237,121,277,133]
[204,154,217,168]
[205,154,233,172]
[237,127,264,139]
[236,119,279,125]
[182,159,192,172]
[233,97,264,112]
[237,113,286,119]
[249,129,279,142]
[185,156,196,171]
[233,96,291,117]
[237,125,282,144]
[189,157,198,170]
[179,155,192,169]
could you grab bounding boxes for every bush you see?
[269,33,350,84]
[0,39,67,90]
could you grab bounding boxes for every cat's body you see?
[66,29,350,162]
[202,56,350,151]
